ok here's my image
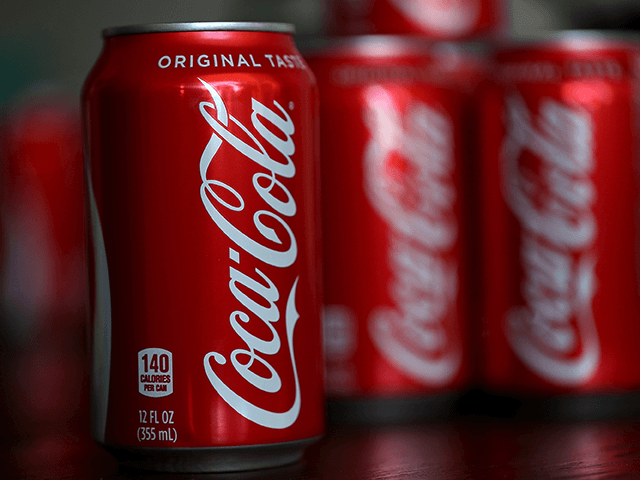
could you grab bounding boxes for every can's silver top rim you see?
[103,22,295,38]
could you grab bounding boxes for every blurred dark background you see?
[1,0,640,108]
[1,0,640,477]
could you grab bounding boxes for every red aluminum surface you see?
[82,24,324,451]
[325,0,505,39]
[0,86,89,452]
[307,37,485,399]
[479,33,640,394]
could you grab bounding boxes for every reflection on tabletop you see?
[3,417,640,479]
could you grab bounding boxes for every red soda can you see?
[479,32,640,415]
[0,85,91,470]
[306,37,484,421]
[325,0,505,40]
[82,22,324,471]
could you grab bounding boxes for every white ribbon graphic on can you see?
[363,86,462,386]
[501,93,600,386]
[388,0,482,37]
[198,78,303,429]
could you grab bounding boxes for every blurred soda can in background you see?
[479,32,640,418]
[305,37,485,422]
[0,84,91,471]
[83,22,324,472]
[325,0,506,39]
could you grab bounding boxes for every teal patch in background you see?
[0,33,57,110]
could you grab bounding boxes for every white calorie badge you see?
[138,348,173,397]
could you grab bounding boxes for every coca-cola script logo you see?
[388,0,481,37]
[363,86,461,386]
[197,78,302,429]
[501,94,600,386]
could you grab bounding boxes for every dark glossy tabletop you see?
[5,414,640,479]
[3,332,640,479]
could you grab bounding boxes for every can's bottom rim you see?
[102,435,321,473]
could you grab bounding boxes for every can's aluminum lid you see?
[103,22,295,38]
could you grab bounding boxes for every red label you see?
[480,40,640,394]
[307,40,482,398]
[326,0,504,39]
[84,29,324,448]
